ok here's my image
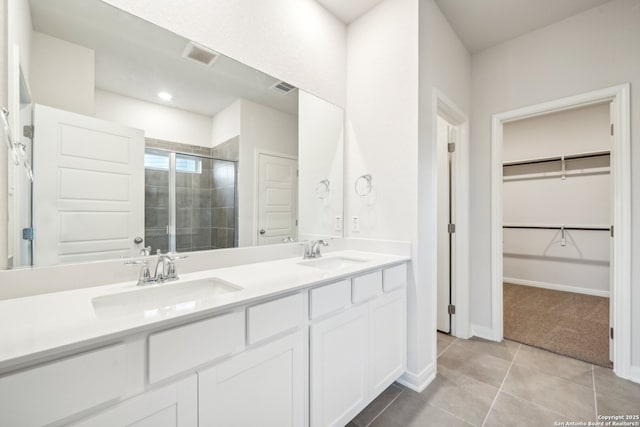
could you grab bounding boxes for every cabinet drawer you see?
[148,310,244,384]
[383,264,407,292]
[247,293,303,344]
[310,280,351,319]
[352,271,382,304]
[0,344,127,427]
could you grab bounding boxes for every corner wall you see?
[470,0,640,369]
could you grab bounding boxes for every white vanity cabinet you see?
[310,264,407,427]
[71,375,198,427]
[199,331,305,427]
[199,293,306,427]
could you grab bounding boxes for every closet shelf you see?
[503,223,610,231]
[502,150,610,167]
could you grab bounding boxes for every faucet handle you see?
[139,246,152,256]
[125,259,154,286]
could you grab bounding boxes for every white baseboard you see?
[397,363,435,392]
[504,277,610,298]
[624,365,640,384]
[470,324,499,341]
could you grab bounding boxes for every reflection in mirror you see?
[6,0,343,269]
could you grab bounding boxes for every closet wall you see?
[503,103,611,296]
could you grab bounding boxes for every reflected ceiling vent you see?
[182,41,219,67]
[270,81,297,95]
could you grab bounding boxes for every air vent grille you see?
[271,81,297,95]
[182,41,219,67]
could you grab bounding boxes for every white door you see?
[32,104,145,266]
[437,117,456,333]
[71,376,197,427]
[257,153,297,245]
[369,289,407,397]
[310,305,369,427]
[609,101,614,363]
[198,332,305,427]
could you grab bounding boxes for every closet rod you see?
[503,225,610,231]
[503,151,610,167]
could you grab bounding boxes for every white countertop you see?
[0,250,408,372]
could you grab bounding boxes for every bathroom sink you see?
[92,278,243,319]
[298,256,368,271]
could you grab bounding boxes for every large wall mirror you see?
[5,0,344,269]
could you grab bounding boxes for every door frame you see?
[254,150,298,246]
[433,89,470,339]
[490,84,631,378]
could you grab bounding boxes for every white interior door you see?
[437,117,456,333]
[257,153,297,245]
[32,104,145,266]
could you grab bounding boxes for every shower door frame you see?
[145,147,237,254]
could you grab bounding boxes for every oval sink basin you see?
[298,256,368,271]
[92,278,243,319]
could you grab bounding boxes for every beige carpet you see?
[503,283,612,368]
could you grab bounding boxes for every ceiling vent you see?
[270,81,297,95]
[182,41,219,67]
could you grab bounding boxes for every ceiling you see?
[434,0,612,53]
[29,0,298,117]
[317,0,611,53]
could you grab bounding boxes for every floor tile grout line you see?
[437,337,458,358]
[500,389,571,420]
[426,402,475,426]
[592,365,598,419]
[364,389,404,427]
[480,343,521,427]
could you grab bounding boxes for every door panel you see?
[32,104,145,266]
[257,153,297,245]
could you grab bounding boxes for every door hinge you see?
[448,142,455,153]
[22,227,34,241]
[610,123,614,136]
[610,225,614,238]
[448,304,456,315]
[296,219,298,226]
[448,223,456,234]
[610,327,614,340]
[23,125,34,139]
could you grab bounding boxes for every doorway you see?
[434,90,470,339]
[256,152,298,245]
[490,85,632,377]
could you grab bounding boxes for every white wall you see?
[95,90,213,147]
[30,31,95,116]
[210,99,241,147]
[503,103,611,296]
[237,99,298,247]
[298,90,344,241]
[346,0,470,390]
[1,0,8,268]
[470,0,640,366]
[416,0,471,384]
[102,0,346,108]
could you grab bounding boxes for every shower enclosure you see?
[144,148,237,254]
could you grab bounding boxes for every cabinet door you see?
[199,331,305,427]
[310,304,369,427]
[370,289,407,397]
[71,375,197,427]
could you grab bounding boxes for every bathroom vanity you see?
[0,251,408,427]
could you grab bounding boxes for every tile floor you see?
[347,333,640,427]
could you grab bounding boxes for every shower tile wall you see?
[144,167,170,253]
[211,160,237,249]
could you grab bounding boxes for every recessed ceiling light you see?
[158,91,172,101]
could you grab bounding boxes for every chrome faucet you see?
[302,239,328,259]
[126,250,188,286]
